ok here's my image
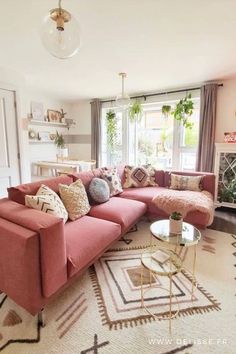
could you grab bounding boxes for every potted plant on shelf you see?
[54,131,68,160]
[169,211,183,234]
[172,93,194,129]
[129,100,143,123]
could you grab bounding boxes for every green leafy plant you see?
[106,110,117,151]
[170,211,182,220]
[54,131,65,148]
[129,100,143,123]
[172,93,194,129]
[161,105,172,118]
[219,178,236,203]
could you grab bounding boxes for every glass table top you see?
[141,246,182,276]
[150,219,201,246]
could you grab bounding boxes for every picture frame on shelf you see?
[38,131,51,142]
[47,109,62,123]
[31,102,44,121]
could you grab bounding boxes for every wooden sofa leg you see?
[38,308,46,328]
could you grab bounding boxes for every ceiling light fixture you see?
[40,0,80,59]
[115,73,130,108]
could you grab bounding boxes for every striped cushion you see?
[25,184,68,223]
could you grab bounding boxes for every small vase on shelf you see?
[169,212,183,234]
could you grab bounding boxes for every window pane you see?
[136,109,174,169]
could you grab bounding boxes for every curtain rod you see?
[101,83,223,104]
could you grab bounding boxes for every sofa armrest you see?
[0,199,67,298]
[0,217,43,314]
[164,171,216,198]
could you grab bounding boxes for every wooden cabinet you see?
[214,143,236,208]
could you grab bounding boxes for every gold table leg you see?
[191,244,197,300]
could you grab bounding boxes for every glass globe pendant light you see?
[40,0,80,59]
[115,73,131,108]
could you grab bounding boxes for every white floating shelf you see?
[29,140,55,144]
[28,119,67,128]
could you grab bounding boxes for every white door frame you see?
[0,82,22,184]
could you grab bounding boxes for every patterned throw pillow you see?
[101,167,123,196]
[88,178,110,204]
[123,165,157,188]
[170,174,203,192]
[59,179,90,221]
[25,184,68,223]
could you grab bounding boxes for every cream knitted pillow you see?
[59,179,90,221]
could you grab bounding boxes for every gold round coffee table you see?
[141,245,182,333]
[150,219,201,298]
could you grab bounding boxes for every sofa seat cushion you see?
[65,216,121,277]
[88,197,147,233]
[119,186,167,214]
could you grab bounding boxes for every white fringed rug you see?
[0,221,235,354]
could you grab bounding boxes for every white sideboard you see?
[214,143,236,208]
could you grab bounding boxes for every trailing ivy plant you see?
[161,105,172,118]
[172,93,194,129]
[129,100,143,123]
[106,110,117,151]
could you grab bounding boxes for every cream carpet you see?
[0,220,235,354]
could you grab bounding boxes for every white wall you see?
[67,100,91,160]
[216,78,236,142]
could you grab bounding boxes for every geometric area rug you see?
[0,220,235,354]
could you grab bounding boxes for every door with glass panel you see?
[0,88,20,197]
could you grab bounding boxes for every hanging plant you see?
[106,110,117,151]
[161,105,172,118]
[129,100,143,123]
[172,93,194,129]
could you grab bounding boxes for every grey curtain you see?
[196,84,218,172]
[91,99,101,167]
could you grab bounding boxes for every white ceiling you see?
[1,0,236,101]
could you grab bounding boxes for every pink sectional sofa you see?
[0,167,215,318]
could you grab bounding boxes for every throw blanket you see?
[152,190,214,226]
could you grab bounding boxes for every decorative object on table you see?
[40,0,81,59]
[161,105,172,118]
[172,93,194,129]
[54,131,68,159]
[31,102,44,121]
[38,131,51,142]
[106,110,117,152]
[224,132,236,143]
[88,178,110,204]
[129,100,143,123]
[28,129,37,140]
[169,211,183,234]
[47,109,62,123]
[115,73,130,108]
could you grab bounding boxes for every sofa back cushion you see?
[69,170,95,189]
[164,171,215,197]
[8,175,73,205]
